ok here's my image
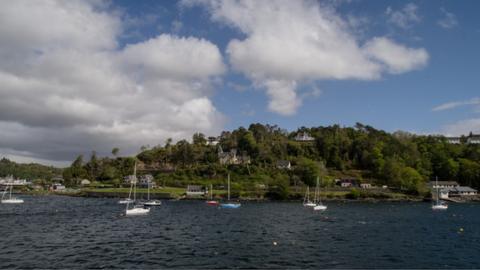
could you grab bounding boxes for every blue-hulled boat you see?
[219,173,241,209]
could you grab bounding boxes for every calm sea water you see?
[1,196,479,269]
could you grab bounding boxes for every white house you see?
[123,175,137,184]
[186,185,206,196]
[439,189,450,199]
[360,183,372,189]
[52,183,66,191]
[467,134,480,144]
[430,181,459,189]
[294,132,315,142]
[446,137,461,144]
[451,186,478,196]
[80,179,91,186]
[138,174,155,188]
[206,136,219,146]
[438,186,477,198]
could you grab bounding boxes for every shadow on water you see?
[1,196,479,268]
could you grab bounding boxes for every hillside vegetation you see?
[56,123,480,198]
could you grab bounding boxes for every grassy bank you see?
[74,186,421,201]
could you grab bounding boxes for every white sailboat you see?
[220,173,241,209]
[1,184,24,204]
[303,186,316,207]
[125,161,150,216]
[313,176,327,211]
[432,176,447,210]
[144,181,161,206]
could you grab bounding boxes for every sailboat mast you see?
[227,173,230,201]
[133,161,137,201]
[210,184,213,200]
[436,176,439,204]
[147,181,150,200]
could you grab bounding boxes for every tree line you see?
[57,123,480,195]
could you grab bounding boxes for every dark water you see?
[1,196,479,269]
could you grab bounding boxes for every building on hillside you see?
[123,175,137,184]
[52,183,65,191]
[445,133,480,144]
[451,186,477,196]
[467,134,480,144]
[429,181,459,189]
[218,147,250,165]
[0,176,29,186]
[360,183,372,189]
[438,186,477,198]
[445,137,461,144]
[206,137,220,146]
[335,179,360,188]
[439,189,450,199]
[276,160,291,170]
[237,154,251,165]
[294,132,315,142]
[138,174,155,188]
[80,179,91,186]
[186,185,206,196]
[219,148,238,165]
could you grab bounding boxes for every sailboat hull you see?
[126,207,150,215]
[144,200,162,206]
[1,198,24,204]
[206,200,219,206]
[303,202,316,207]
[432,204,448,210]
[118,199,133,204]
[220,203,241,209]
[313,205,327,211]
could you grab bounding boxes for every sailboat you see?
[313,176,327,211]
[432,176,447,210]
[118,175,134,204]
[144,181,161,206]
[125,161,150,216]
[1,184,24,204]
[303,186,316,207]
[220,174,241,209]
[206,183,219,205]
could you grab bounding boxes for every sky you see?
[1,0,480,166]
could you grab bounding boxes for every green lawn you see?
[82,186,228,197]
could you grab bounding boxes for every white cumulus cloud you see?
[0,0,226,164]
[184,0,429,116]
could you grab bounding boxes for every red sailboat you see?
[206,184,219,205]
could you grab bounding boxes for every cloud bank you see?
[185,0,429,116]
[0,0,225,164]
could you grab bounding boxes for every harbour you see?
[1,196,479,269]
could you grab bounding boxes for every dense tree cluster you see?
[0,158,62,180]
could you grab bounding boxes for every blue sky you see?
[115,0,480,134]
[0,0,479,165]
